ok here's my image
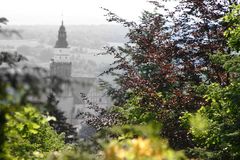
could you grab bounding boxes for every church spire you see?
[61,12,64,26]
[55,19,68,48]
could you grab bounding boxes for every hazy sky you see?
[1,0,177,25]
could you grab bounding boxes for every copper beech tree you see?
[100,0,240,149]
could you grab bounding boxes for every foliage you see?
[76,93,120,131]
[100,0,240,150]
[103,124,187,160]
[181,82,240,159]
[224,3,240,51]
[3,105,65,160]
[47,148,95,160]
[105,137,186,160]
[0,17,21,38]
[180,4,240,159]
[114,94,159,124]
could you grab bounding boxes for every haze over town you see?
[1,0,177,25]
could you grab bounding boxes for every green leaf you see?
[29,129,38,134]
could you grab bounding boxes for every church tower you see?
[55,20,68,48]
[50,20,72,79]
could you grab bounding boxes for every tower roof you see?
[55,20,68,48]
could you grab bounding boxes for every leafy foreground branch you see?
[4,106,65,159]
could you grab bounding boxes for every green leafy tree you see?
[4,105,65,160]
[181,81,240,159]
[181,4,240,159]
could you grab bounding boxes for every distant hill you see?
[1,25,128,49]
